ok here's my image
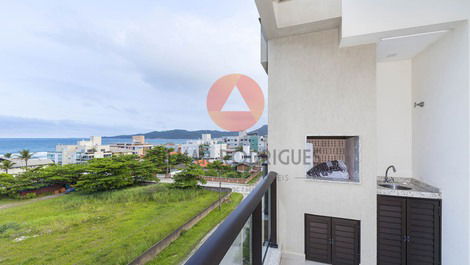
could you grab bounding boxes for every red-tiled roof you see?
[194,160,209,167]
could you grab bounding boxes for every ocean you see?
[0,138,188,157]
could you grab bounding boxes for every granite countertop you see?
[377,177,441,199]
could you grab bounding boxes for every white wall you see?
[376,60,413,178]
[268,29,377,263]
[469,26,470,265]
[412,23,470,265]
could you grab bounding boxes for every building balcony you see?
[186,170,279,265]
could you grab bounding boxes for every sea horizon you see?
[0,138,190,156]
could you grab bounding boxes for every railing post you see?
[252,202,262,265]
[270,178,278,247]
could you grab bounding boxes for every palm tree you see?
[3,153,12,159]
[19,149,33,169]
[1,160,15,174]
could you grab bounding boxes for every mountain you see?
[106,125,268,139]
[249,124,267,136]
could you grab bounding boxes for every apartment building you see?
[187,1,470,265]
[209,143,228,159]
[180,139,203,158]
[109,135,153,156]
[48,136,112,165]
[224,132,267,152]
[202,133,212,144]
[180,132,266,159]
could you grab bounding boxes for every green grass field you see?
[149,192,243,265]
[0,196,20,206]
[0,184,222,265]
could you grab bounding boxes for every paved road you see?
[0,194,64,210]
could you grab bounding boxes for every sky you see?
[0,1,267,138]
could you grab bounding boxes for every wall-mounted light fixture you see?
[414,101,424,108]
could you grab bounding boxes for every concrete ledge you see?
[128,187,232,265]
[203,171,261,184]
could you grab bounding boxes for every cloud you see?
[0,115,142,138]
[0,1,267,136]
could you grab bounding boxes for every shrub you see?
[223,171,241,178]
[205,169,218,177]
[22,193,37,199]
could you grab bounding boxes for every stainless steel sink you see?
[378,183,412,190]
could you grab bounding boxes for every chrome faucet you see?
[384,165,396,183]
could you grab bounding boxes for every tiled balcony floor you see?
[278,252,328,265]
[264,248,322,265]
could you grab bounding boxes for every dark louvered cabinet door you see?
[406,198,441,265]
[305,214,332,263]
[377,196,407,265]
[331,218,360,265]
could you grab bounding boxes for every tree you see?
[173,163,206,189]
[144,146,169,173]
[170,153,192,166]
[0,173,15,195]
[19,149,33,169]
[113,155,158,183]
[198,145,206,158]
[39,163,86,186]
[3,153,12,159]
[1,160,15,174]
[131,159,159,183]
[4,169,46,196]
[75,158,134,193]
[207,160,231,171]
[223,155,231,161]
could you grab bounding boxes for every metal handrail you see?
[185,171,277,265]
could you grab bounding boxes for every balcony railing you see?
[186,170,277,265]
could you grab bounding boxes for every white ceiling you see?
[377,30,450,62]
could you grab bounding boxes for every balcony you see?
[186,171,278,265]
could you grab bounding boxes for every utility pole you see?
[218,169,221,211]
[166,150,170,178]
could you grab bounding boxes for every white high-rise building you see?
[48,136,112,164]
[209,143,227,159]
[201,134,212,144]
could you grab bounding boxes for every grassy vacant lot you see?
[0,196,19,206]
[149,193,243,265]
[0,184,221,265]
